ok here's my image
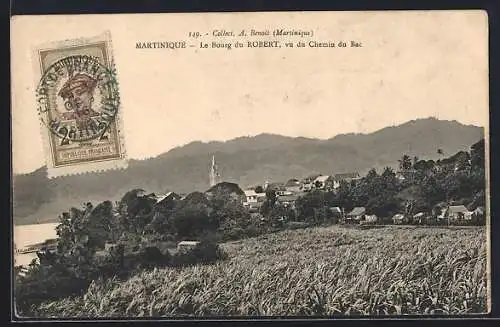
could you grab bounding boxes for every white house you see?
[473,207,485,217]
[265,182,287,196]
[437,208,447,221]
[243,189,265,212]
[313,175,334,190]
[392,213,406,224]
[177,241,200,252]
[300,174,322,191]
[346,207,366,222]
[413,212,426,224]
[244,189,260,203]
[362,214,378,225]
[284,179,302,193]
[445,205,471,222]
[333,172,361,189]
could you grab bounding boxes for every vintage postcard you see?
[32,32,126,178]
[11,11,489,319]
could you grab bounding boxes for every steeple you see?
[209,155,220,187]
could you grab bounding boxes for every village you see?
[150,153,486,228]
[13,145,488,316]
[12,134,488,318]
[15,142,486,263]
[12,151,489,318]
[240,173,485,226]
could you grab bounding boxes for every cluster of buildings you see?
[342,204,485,225]
[392,205,485,225]
[207,155,361,213]
[242,172,361,213]
[154,156,485,225]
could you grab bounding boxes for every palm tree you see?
[404,199,416,222]
[398,154,412,172]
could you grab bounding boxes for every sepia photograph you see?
[11,10,489,318]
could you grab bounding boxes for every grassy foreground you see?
[32,225,488,317]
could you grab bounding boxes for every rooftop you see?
[244,190,258,197]
[284,179,301,187]
[448,205,469,214]
[277,194,300,202]
[266,182,286,190]
[329,207,342,213]
[303,173,322,181]
[155,191,179,203]
[178,241,200,246]
[314,175,331,183]
[334,172,361,181]
[348,207,366,216]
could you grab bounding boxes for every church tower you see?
[209,155,221,187]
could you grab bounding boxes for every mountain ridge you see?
[13,117,484,225]
[13,117,478,176]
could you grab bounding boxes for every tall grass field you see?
[31,225,488,317]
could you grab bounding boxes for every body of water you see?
[14,222,59,267]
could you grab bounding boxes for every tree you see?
[183,191,210,205]
[207,182,246,202]
[171,192,218,238]
[469,167,486,194]
[381,167,399,192]
[470,139,485,169]
[455,151,472,172]
[337,180,353,212]
[55,203,106,260]
[365,194,401,220]
[211,194,251,230]
[254,185,264,193]
[439,171,467,202]
[398,154,413,171]
[354,169,382,204]
[412,198,433,214]
[55,210,81,256]
[117,189,156,234]
[268,203,288,227]
[468,190,485,211]
[84,201,115,249]
[37,201,118,283]
[260,189,277,217]
[413,159,435,172]
[418,175,445,206]
[413,156,419,167]
[145,195,180,235]
[171,204,215,237]
[295,190,336,223]
[404,200,416,217]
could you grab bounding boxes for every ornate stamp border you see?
[32,31,127,178]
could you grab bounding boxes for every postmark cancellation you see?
[34,32,127,178]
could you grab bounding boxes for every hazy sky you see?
[11,11,488,174]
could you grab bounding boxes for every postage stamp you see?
[33,31,127,178]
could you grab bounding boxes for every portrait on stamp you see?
[34,32,126,177]
[58,73,101,124]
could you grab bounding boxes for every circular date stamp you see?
[36,55,120,143]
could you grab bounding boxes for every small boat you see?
[15,239,58,255]
[15,247,40,254]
